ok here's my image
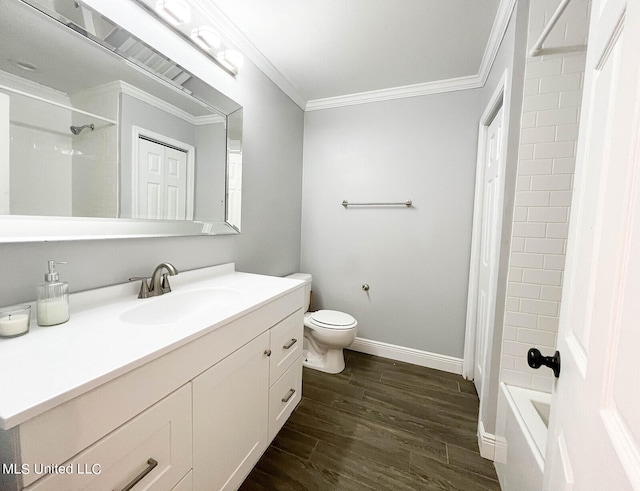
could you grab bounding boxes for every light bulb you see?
[191,26,221,51]
[223,49,244,69]
[155,0,191,26]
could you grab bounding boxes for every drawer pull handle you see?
[282,388,296,403]
[264,349,272,357]
[117,458,158,491]
[283,338,297,349]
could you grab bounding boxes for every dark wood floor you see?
[240,350,500,490]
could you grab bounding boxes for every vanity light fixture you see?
[217,49,244,70]
[155,0,191,26]
[138,0,242,76]
[191,26,220,51]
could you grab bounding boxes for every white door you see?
[544,0,640,489]
[137,138,188,220]
[474,104,504,396]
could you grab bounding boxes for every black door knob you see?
[527,348,561,378]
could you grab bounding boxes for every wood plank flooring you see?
[240,350,500,490]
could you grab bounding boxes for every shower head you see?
[70,124,94,135]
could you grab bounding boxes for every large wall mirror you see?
[0,0,242,241]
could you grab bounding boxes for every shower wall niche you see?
[1,72,118,218]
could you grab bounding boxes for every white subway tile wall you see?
[500,0,591,391]
[3,77,118,219]
[69,88,119,218]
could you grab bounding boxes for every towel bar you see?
[341,200,412,207]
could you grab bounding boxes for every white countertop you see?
[0,263,303,430]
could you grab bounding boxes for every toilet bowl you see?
[286,274,358,374]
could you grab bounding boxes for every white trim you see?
[131,126,195,220]
[183,0,516,111]
[463,69,509,381]
[478,0,518,85]
[303,0,517,111]
[304,75,483,111]
[478,419,497,460]
[349,337,463,375]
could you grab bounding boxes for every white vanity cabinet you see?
[0,268,305,491]
[193,331,270,490]
[193,309,304,491]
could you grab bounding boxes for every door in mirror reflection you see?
[136,138,189,220]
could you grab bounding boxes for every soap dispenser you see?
[37,260,70,326]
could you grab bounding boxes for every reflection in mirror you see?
[0,0,242,240]
[226,109,243,231]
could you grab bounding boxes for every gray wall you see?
[0,4,304,305]
[301,90,482,358]
[194,122,227,222]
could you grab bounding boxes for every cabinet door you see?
[192,331,270,491]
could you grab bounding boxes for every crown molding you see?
[304,74,484,111]
[186,0,516,112]
[477,0,518,85]
[304,0,516,111]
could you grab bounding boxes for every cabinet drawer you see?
[269,309,303,385]
[268,356,302,442]
[27,384,192,491]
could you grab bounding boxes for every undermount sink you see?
[120,287,242,325]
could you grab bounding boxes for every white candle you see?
[0,313,30,337]
[37,298,70,326]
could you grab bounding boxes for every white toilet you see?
[286,273,357,374]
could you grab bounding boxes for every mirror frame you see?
[0,0,242,242]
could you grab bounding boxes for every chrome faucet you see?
[129,262,179,299]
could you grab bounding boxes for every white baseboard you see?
[478,420,496,460]
[348,337,463,375]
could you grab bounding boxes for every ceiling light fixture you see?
[155,0,191,26]
[191,26,220,51]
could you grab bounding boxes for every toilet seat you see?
[307,310,357,330]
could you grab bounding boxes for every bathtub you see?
[494,382,551,491]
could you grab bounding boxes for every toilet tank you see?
[286,273,312,311]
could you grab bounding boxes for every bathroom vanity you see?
[0,264,304,490]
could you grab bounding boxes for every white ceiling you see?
[197,0,503,107]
